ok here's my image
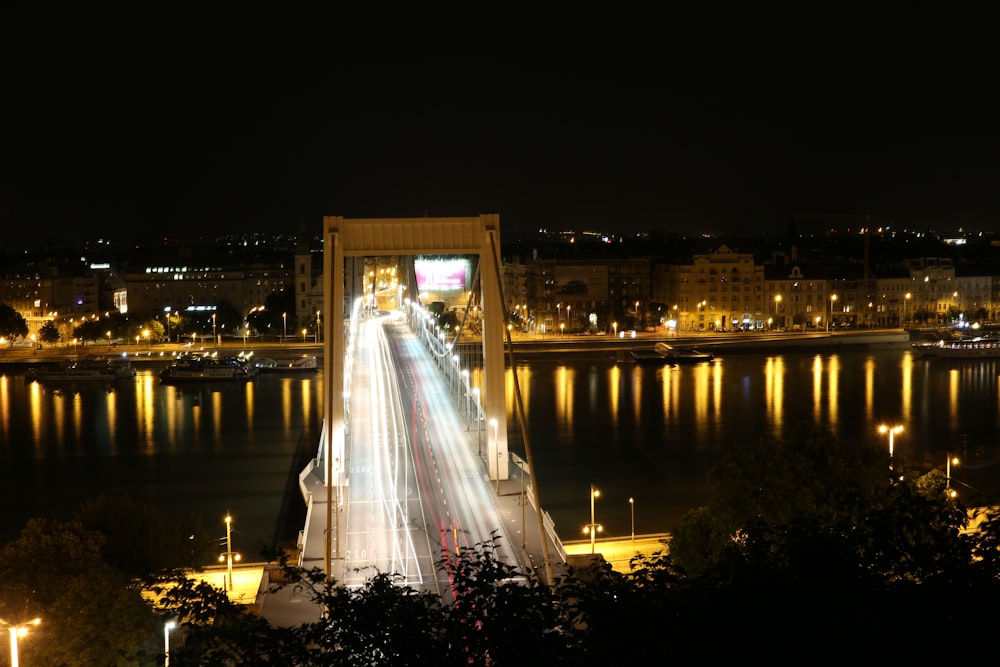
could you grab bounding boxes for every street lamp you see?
[635,300,640,328]
[164,621,176,667]
[315,310,321,343]
[301,328,307,343]
[629,497,635,542]
[905,292,912,325]
[220,515,241,591]
[212,313,217,344]
[828,294,837,332]
[282,313,287,343]
[473,388,482,455]
[2,618,40,667]
[490,418,500,493]
[878,424,903,470]
[612,321,617,337]
[946,454,960,497]
[143,328,150,348]
[584,485,602,554]
[774,294,782,329]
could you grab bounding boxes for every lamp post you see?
[490,418,500,493]
[635,300,640,329]
[164,621,176,667]
[879,424,903,471]
[905,292,912,325]
[828,294,837,332]
[612,321,617,337]
[212,313,217,344]
[143,328,150,348]
[315,311,321,343]
[225,514,234,591]
[774,294,782,329]
[2,618,40,667]
[629,497,635,542]
[946,454,960,498]
[584,485,602,554]
[282,313,287,343]
[462,369,470,418]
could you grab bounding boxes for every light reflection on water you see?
[0,369,323,552]
[505,349,1000,540]
[3,348,1000,551]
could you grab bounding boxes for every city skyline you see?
[3,6,998,249]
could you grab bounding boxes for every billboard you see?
[414,258,470,292]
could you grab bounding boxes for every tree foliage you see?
[0,303,29,341]
[38,320,59,344]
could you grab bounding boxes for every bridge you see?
[291,215,564,598]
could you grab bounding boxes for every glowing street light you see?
[828,294,838,332]
[629,497,635,542]
[583,485,602,554]
[282,312,287,343]
[164,621,176,667]
[946,454,960,497]
[1,617,41,667]
[878,424,903,470]
[220,515,241,591]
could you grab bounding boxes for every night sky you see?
[3,5,998,248]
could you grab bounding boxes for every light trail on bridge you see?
[339,314,428,590]
[339,311,515,596]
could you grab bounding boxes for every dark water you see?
[508,348,1000,540]
[0,369,323,553]
[2,348,999,553]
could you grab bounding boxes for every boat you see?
[27,356,136,382]
[254,355,318,373]
[913,337,1000,359]
[631,342,715,365]
[160,352,256,382]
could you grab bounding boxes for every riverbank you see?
[496,329,912,361]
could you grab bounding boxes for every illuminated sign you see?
[414,259,469,291]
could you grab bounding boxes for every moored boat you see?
[160,352,256,382]
[254,355,318,373]
[913,337,1000,359]
[27,356,136,382]
[631,342,715,364]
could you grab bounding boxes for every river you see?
[2,345,999,554]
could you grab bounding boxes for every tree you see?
[38,320,59,344]
[0,303,28,343]
[0,518,161,666]
[670,425,886,575]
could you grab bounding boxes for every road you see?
[340,313,514,597]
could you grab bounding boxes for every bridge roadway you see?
[294,312,554,598]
